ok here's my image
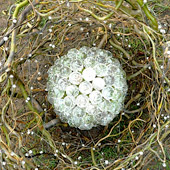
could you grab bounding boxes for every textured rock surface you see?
[47,47,128,130]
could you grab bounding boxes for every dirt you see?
[0,0,15,32]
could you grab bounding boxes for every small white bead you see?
[128,44,131,48]
[12,84,16,88]
[160,65,164,69]
[162,162,166,167]
[49,29,52,33]
[80,27,84,31]
[143,0,147,4]
[139,151,143,155]
[11,152,15,156]
[135,156,139,160]
[158,25,162,29]
[98,143,101,146]
[13,19,17,23]
[118,139,121,143]
[2,162,6,165]
[9,75,14,78]
[31,131,34,135]
[3,37,8,41]
[160,29,166,34]
[55,149,59,153]
[27,130,31,134]
[92,147,95,150]
[21,161,25,165]
[85,17,89,21]
[40,151,43,154]
[20,57,23,61]
[68,23,72,27]
[28,150,32,154]
[105,160,109,165]
[167,51,170,55]
[74,161,78,165]
[30,86,33,90]
[165,125,169,128]
[136,103,140,106]
[27,97,30,101]
[25,153,29,157]
[28,54,32,57]
[153,124,156,128]
[52,44,55,48]
[48,16,52,20]
[79,18,82,21]
[78,156,82,160]
[35,168,38,170]
[117,33,120,36]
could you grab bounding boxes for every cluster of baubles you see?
[47,46,128,130]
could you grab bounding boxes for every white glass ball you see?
[47,47,128,130]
